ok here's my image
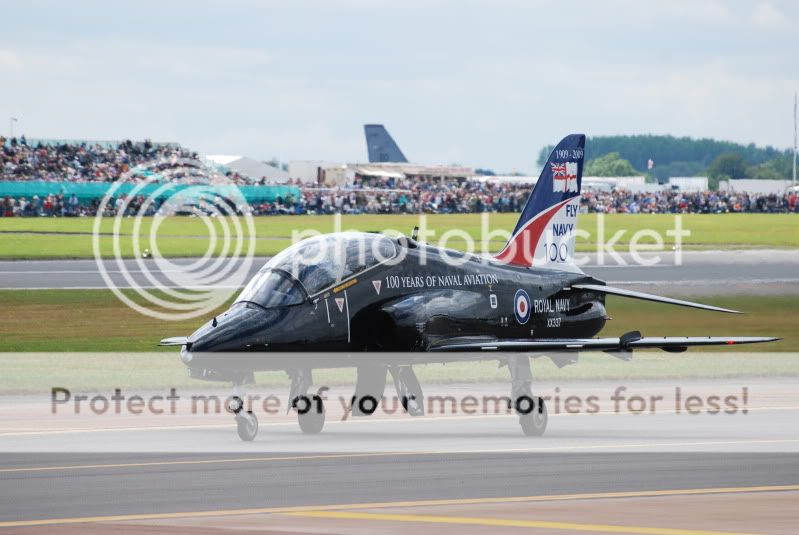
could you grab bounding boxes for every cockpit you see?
[235,232,398,309]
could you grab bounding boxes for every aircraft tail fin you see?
[364,124,408,163]
[494,134,585,270]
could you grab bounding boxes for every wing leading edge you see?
[571,284,743,314]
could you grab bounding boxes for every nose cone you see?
[188,303,278,352]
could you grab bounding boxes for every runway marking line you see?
[2,439,799,474]
[0,485,796,528]
[281,510,762,535]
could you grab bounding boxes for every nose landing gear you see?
[236,409,259,441]
[229,393,259,442]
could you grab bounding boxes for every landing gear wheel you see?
[519,397,547,437]
[236,411,258,441]
[296,395,326,435]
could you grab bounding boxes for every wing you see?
[429,333,779,353]
[571,284,742,314]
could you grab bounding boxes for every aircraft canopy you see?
[236,232,397,307]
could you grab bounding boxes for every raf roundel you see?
[514,288,531,325]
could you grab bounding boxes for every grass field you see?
[0,290,795,392]
[1,290,793,353]
[1,213,797,259]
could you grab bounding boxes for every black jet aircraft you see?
[162,134,778,441]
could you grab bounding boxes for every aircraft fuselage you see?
[182,236,607,376]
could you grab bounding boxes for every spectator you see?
[2,138,797,216]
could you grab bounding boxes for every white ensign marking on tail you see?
[551,161,578,193]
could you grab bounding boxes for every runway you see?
[1,249,798,293]
[1,247,798,533]
[1,451,798,531]
[1,377,798,531]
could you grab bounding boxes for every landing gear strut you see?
[508,355,548,436]
[389,365,425,416]
[229,377,258,442]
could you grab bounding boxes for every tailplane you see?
[495,134,585,270]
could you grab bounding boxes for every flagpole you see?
[793,91,797,188]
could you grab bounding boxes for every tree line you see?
[537,135,794,184]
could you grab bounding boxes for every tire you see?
[519,397,548,437]
[236,411,258,441]
[298,396,326,434]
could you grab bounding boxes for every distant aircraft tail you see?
[364,124,408,163]
[494,134,585,270]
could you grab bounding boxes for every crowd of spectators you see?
[252,176,798,216]
[284,175,531,216]
[581,189,798,214]
[1,136,202,183]
[4,177,798,218]
[3,193,83,217]
[2,137,797,216]
[0,135,259,187]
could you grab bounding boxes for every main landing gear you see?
[296,396,326,434]
[289,368,326,435]
[508,355,548,436]
[519,397,548,436]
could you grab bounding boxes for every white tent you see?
[721,179,792,195]
[206,155,290,183]
[668,177,709,192]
